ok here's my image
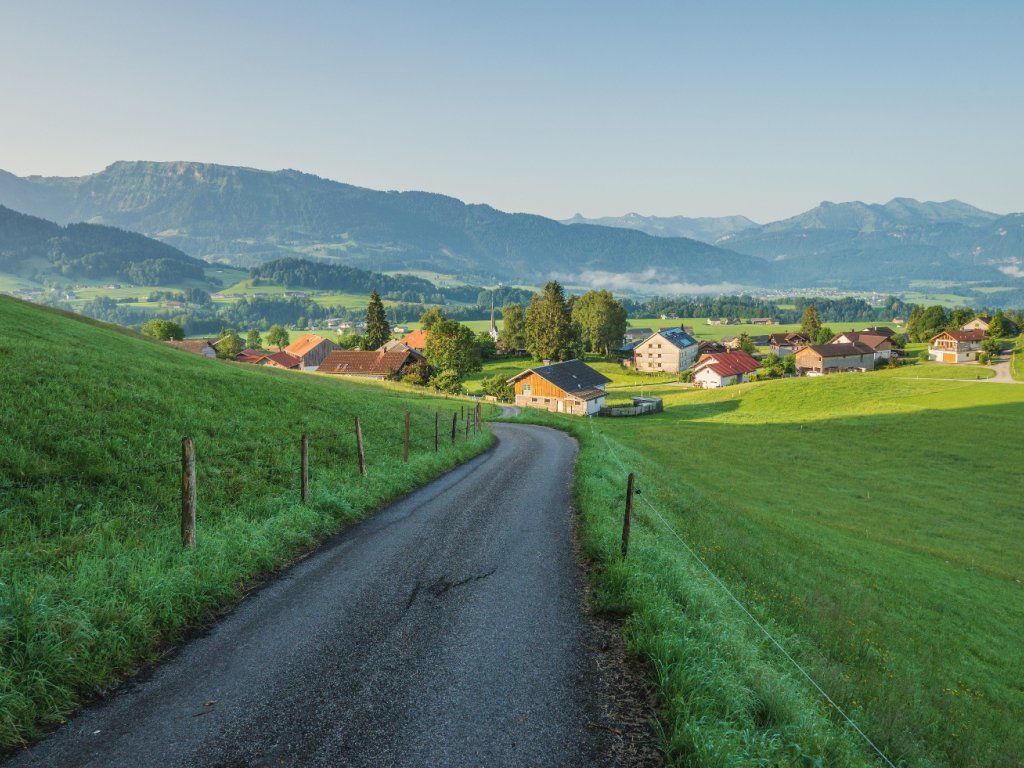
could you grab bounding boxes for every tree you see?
[950,307,975,329]
[816,326,834,345]
[266,324,290,349]
[782,354,797,374]
[987,311,1007,339]
[245,329,263,349]
[760,353,784,378]
[365,289,391,350]
[215,330,243,359]
[498,303,527,352]
[738,333,758,355]
[140,318,185,341]
[429,369,464,394]
[525,281,577,361]
[419,306,446,331]
[571,289,628,356]
[906,305,948,342]
[401,361,432,386]
[481,374,514,402]
[337,333,367,350]
[425,319,482,381]
[981,337,1002,355]
[476,332,498,360]
[800,305,822,343]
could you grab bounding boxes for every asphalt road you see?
[7,422,627,768]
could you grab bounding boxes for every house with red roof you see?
[284,333,341,370]
[692,351,760,388]
[316,348,426,380]
[400,328,429,352]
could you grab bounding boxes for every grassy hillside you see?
[508,371,1024,766]
[0,296,493,750]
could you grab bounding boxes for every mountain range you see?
[1,162,1021,293]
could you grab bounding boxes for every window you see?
[523,383,531,395]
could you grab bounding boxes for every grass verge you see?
[0,296,493,751]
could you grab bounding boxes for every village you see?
[162,286,1017,418]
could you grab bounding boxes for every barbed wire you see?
[588,417,897,768]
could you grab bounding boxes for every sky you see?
[2,1,1022,222]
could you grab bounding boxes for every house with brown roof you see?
[828,331,893,360]
[165,339,217,359]
[284,333,341,371]
[929,329,985,364]
[795,342,875,375]
[317,348,426,380]
[692,351,760,388]
[508,359,611,416]
[257,351,302,369]
[768,332,809,356]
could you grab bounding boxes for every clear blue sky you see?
[2,1,1021,222]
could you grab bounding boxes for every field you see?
[506,369,1024,766]
[0,296,493,751]
[1014,336,1024,381]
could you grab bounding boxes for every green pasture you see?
[1013,336,1024,381]
[0,296,493,750]
[508,373,1024,766]
[889,362,996,380]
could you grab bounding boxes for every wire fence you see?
[589,417,897,768]
[1,401,495,547]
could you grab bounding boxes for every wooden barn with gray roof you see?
[508,359,611,416]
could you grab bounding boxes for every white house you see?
[929,329,985,363]
[633,328,699,373]
[692,351,761,388]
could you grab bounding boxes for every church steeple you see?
[489,297,499,342]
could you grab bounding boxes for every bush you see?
[429,369,464,394]
[481,373,514,402]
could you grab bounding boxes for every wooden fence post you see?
[181,437,196,549]
[355,416,366,476]
[435,411,439,452]
[451,412,457,444]
[301,433,309,504]
[403,411,410,463]
[465,413,470,440]
[622,472,634,560]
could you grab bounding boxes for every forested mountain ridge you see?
[0,205,206,285]
[0,162,766,289]
[561,212,759,242]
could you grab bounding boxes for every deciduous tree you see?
[571,289,628,356]
[425,319,482,381]
[245,329,263,349]
[140,318,185,341]
[265,324,290,349]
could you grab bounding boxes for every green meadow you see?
[508,369,1024,767]
[0,296,492,751]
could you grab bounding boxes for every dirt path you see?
[5,423,657,767]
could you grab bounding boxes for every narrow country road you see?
[6,423,641,768]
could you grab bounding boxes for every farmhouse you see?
[284,333,341,371]
[317,348,425,380]
[749,317,776,325]
[961,316,991,332]
[929,329,985,364]
[828,331,893,360]
[633,328,699,372]
[509,359,611,416]
[165,339,217,359]
[257,351,301,369]
[795,342,874,375]
[692,351,760,388]
[400,328,429,352]
[623,327,653,344]
[768,332,809,356]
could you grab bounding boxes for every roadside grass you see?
[1013,335,1024,381]
[507,373,1024,767]
[883,361,996,379]
[0,296,493,751]
[463,356,677,396]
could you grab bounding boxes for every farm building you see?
[509,359,611,416]
[827,331,893,360]
[317,348,426,380]
[768,332,808,356]
[165,339,217,359]
[929,330,985,364]
[400,328,429,352]
[795,342,874,375]
[623,327,654,344]
[285,334,341,371]
[257,351,301,369]
[692,351,760,388]
[633,328,699,373]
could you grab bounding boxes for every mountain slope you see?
[0,162,767,289]
[0,205,206,285]
[560,212,759,242]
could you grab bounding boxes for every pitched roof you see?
[828,331,890,350]
[401,328,429,350]
[262,351,301,369]
[508,359,611,394]
[694,351,761,378]
[317,349,420,376]
[768,332,808,345]
[932,329,986,343]
[860,326,896,339]
[624,327,653,337]
[801,342,875,357]
[166,339,215,354]
[285,333,332,358]
[652,327,698,349]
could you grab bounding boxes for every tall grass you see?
[509,371,1024,767]
[0,297,493,750]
